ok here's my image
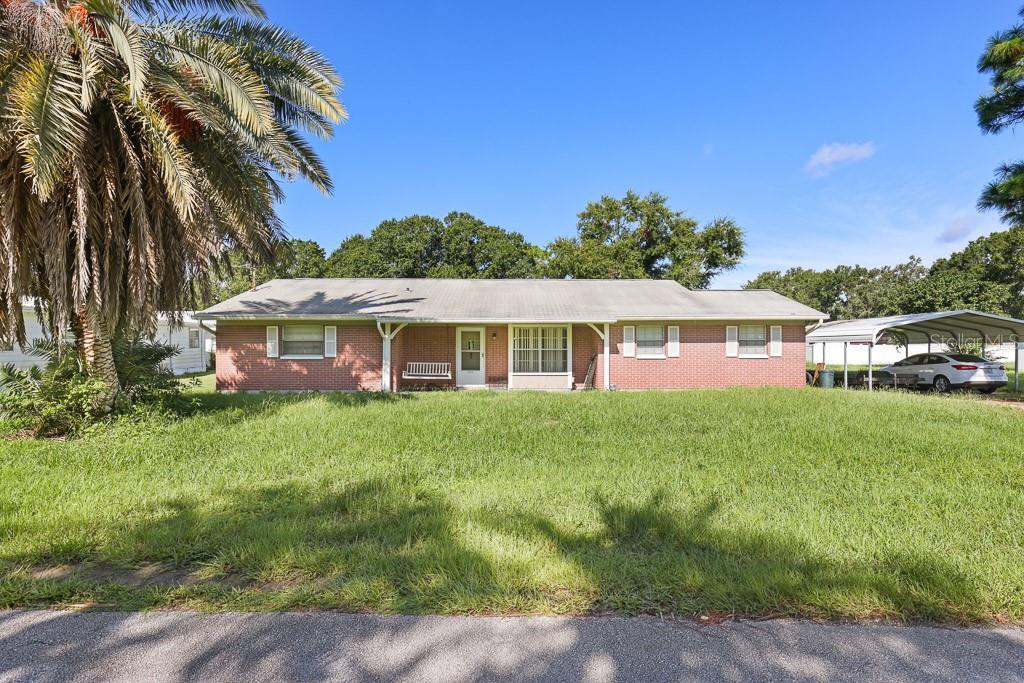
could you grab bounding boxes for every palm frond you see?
[84,0,150,101]
[127,0,266,19]
[145,26,275,134]
[9,55,87,199]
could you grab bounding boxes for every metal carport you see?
[806,311,1024,391]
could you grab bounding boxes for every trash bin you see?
[819,370,835,388]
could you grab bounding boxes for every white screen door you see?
[456,327,485,387]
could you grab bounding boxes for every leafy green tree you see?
[430,212,538,278]
[893,269,1012,315]
[841,258,928,319]
[977,8,1024,224]
[744,267,856,319]
[0,0,344,411]
[325,212,538,279]
[930,226,1024,317]
[544,191,744,288]
[744,258,930,319]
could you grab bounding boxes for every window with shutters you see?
[636,325,665,358]
[282,324,324,357]
[513,326,568,373]
[738,325,767,357]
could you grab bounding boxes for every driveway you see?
[0,610,1021,682]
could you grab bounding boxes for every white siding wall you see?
[3,309,209,375]
[155,323,210,375]
[0,312,46,370]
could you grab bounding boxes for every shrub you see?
[112,335,199,415]
[0,336,199,437]
[0,341,107,437]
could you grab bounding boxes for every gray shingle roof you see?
[197,278,825,322]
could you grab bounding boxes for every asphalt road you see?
[0,610,1022,682]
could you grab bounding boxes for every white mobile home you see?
[1,304,211,376]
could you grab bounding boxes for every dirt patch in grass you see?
[29,564,251,590]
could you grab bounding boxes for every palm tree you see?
[0,0,344,412]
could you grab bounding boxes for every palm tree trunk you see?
[78,308,119,414]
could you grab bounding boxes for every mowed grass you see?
[1,379,1023,622]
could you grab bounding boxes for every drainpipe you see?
[196,320,217,373]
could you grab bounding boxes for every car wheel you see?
[933,375,952,393]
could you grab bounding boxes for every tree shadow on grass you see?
[503,490,984,623]
[1,482,988,622]
[2,478,501,614]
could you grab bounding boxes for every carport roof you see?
[805,310,1024,345]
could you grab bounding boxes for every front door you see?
[456,327,486,387]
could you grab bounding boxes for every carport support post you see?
[867,343,874,392]
[1016,342,1021,393]
[843,342,849,389]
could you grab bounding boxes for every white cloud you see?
[803,142,877,177]
[937,215,980,243]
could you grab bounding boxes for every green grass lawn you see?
[2,376,1023,622]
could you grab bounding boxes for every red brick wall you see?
[389,325,509,389]
[216,321,807,391]
[572,325,604,389]
[485,325,508,386]
[607,322,806,390]
[392,325,456,390]
[216,323,382,391]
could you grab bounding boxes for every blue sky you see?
[261,1,1020,287]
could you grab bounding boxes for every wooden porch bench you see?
[401,362,452,380]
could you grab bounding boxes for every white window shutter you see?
[770,325,783,357]
[266,325,279,358]
[623,326,636,357]
[725,326,738,357]
[667,326,680,357]
[324,325,337,358]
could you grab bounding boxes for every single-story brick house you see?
[196,278,825,392]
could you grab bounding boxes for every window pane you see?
[461,350,481,371]
[513,326,568,373]
[738,325,765,355]
[636,325,664,356]
[461,331,481,352]
[541,349,566,372]
[282,325,324,356]
[283,325,324,341]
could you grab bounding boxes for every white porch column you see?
[603,323,610,390]
[381,322,392,392]
[566,324,574,389]
[507,324,514,389]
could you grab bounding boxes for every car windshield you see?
[947,354,988,363]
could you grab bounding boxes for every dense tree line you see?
[744,227,1022,320]
[211,192,746,301]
